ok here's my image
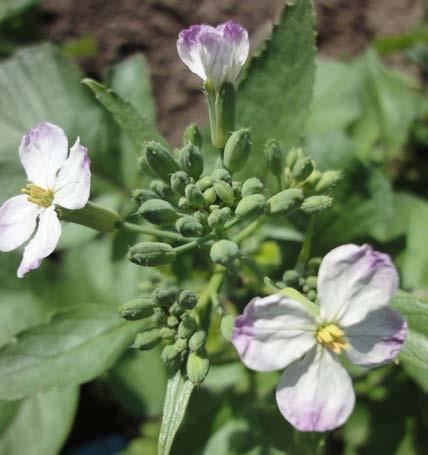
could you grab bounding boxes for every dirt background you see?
[40,0,423,145]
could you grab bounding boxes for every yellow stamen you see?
[21,184,54,208]
[316,323,348,354]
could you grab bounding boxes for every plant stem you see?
[120,221,193,243]
[233,215,268,244]
[295,215,315,272]
[241,256,265,283]
[197,266,226,330]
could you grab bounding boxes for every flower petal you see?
[276,346,355,432]
[232,295,317,372]
[19,122,68,189]
[53,138,91,209]
[345,307,407,368]
[17,206,61,278]
[0,195,39,252]
[318,244,398,326]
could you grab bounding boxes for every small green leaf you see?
[158,371,194,455]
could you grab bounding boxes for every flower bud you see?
[149,180,173,200]
[196,176,214,191]
[143,141,179,183]
[264,139,283,178]
[203,187,217,205]
[214,181,234,206]
[266,189,303,216]
[175,216,203,237]
[153,307,167,324]
[210,239,240,266]
[286,147,304,170]
[128,242,177,267]
[161,345,180,365]
[211,168,231,183]
[235,194,266,219]
[306,275,317,289]
[138,199,177,225]
[193,210,208,228]
[178,197,191,211]
[232,181,242,198]
[207,208,230,230]
[167,315,179,327]
[301,195,333,214]
[189,330,207,352]
[307,257,322,274]
[187,352,210,385]
[305,169,322,187]
[178,290,198,310]
[151,287,177,307]
[174,337,188,353]
[169,302,185,317]
[179,144,204,180]
[159,327,176,340]
[133,329,161,351]
[183,123,202,148]
[185,184,204,208]
[177,315,197,339]
[292,157,314,182]
[171,171,191,195]
[314,170,342,192]
[241,177,263,197]
[223,128,251,174]
[119,298,155,320]
[220,315,235,342]
[132,189,158,204]
[307,290,317,302]
[282,269,300,286]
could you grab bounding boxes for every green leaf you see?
[158,371,194,455]
[0,387,78,455]
[237,0,315,178]
[0,0,38,22]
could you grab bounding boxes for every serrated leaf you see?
[237,0,315,178]
[0,387,78,455]
[158,371,194,455]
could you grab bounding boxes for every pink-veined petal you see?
[17,206,61,278]
[53,138,91,209]
[0,195,39,252]
[276,345,355,432]
[19,122,68,189]
[232,295,317,372]
[344,307,407,368]
[318,244,399,327]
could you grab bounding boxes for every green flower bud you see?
[133,329,161,351]
[175,216,203,237]
[179,144,204,180]
[132,189,158,204]
[159,327,176,340]
[143,141,179,183]
[171,171,191,195]
[266,189,303,216]
[286,147,304,170]
[185,184,204,209]
[314,170,342,192]
[153,307,167,324]
[307,257,322,274]
[264,139,284,178]
[241,177,264,197]
[210,239,240,266]
[193,210,208,228]
[187,352,210,385]
[183,123,202,148]
[151,287,177,307]
[306,275,317,289]
[235,194,266,219]
[128,242,177,267]
[196,176,214,192]
[161,345,180,365]
[211,168,231,183]
[307,290,317,302]
[169,302,186,317]
[292,157,314,182]
[282,269,300,286]
[223,128,251,174]
[214,180,234,206]
[167,315,179,327]
[189,330,207,352]
[138,199,177,225]
[301,195,333,214]
[203,187,217,205]
[298,277,306,287]
[174,337,188,353]
[220,315,235,342]
[207,208,230,230]
[232,181,242,198]
[149,180,173,200]
[119,298,155,320]
[178,197,191,211]
[177,315,197,339]
[178,290,198,310]
[305,170,322,187]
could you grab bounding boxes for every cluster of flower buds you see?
[119,287,209,385]
[279,257,322,302]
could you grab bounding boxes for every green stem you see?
[197,266,226,330]
[120,221,193,243]
[234,215,268,244]
[295,215,315,272]
[241,256,265,283]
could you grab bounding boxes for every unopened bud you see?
[282,270,300,286]
[138,199,177,225]
[235,194,266,219]
[232,181,242,198]
[223,128,251,174]
[177,315,197,339]
[196,176,214,191]
[132,189,158,204]
[314,170,342,192]
[183,123,202,148]
[153,307,167,324]
[143,141,179,183]
[167,315,179,327]
[189,330,207,352]
[301,195,333,214]
[193,210,208,228]
[179,144,204,180]
[286,147,304,170]
[264,139,283,178]
[169,302,185,316]
[171,171,191,195]
[208,208,230,230]
[220,315,235,342]
[174,337,188,353]
[151,288,177,307]
[159,327,176,340]
[119,298,155,320]
[203,187,217,205]
[133,329,161,351]
[178,290,197,310]
[266,189,303,216]
[210,239,240,266]
[307,257,322,274]
[149,180,173,200]
[292,157,314,182]
[178,197,191,211]
[241,177,264,197]
[176,216,203,237]
[187,352,210,385]
[307,290,317,302]
[211,168,231,183]
[214,181,234,206]
[161,345,180,365]
[306,275,317,289]
[305,170,322,187]
[128,242,177,267]
[185,184,204,208]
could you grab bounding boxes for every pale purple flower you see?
[177,20,249,89]
[0,122,90,278]
[232,244,407,432]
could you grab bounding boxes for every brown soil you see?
[40,0,423,146]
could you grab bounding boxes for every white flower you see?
[232,244,407,432]
[0,122,91,277]
[177,20,249,89]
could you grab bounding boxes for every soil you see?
[40,0,423,146]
